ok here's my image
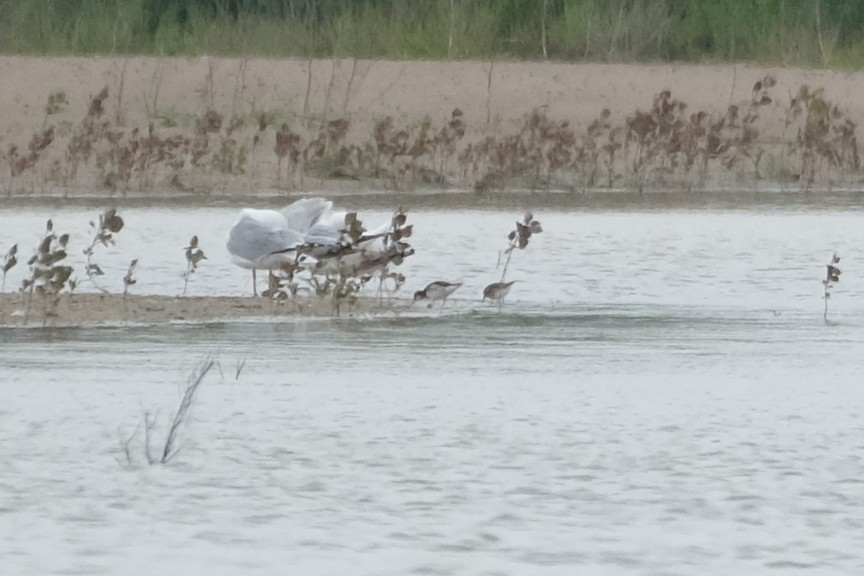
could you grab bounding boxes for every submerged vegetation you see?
[2,0,864,67]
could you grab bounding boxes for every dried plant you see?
[154,357,215,464]
[181,235,206,295]
[265,208,416,311]
[349,208,415,300]
[102,124,191,192]
[2,244,17,292]
[822,252,842,321]
[83,208,124,293]
[786,86,859,190]
[66,86,110,182]
[212,116,248,175]
[123,259,138,296]
[119,356,219,467]
[44,91,68,118]
[274,123,302,179]
[9,76,863,198]
[6,127,54,177]
[304,118,350,172]
[499,213,543,281]
[21,219,75,324]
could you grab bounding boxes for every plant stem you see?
[500,240,517,282]
[161,358,215,463]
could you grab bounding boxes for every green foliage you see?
[1,1,864,66]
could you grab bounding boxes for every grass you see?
[1,0,864,68]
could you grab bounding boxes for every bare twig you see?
[123,259,138,296]
[160,357,216,463]
[823,252,841,322]
[143,409,157,465]
[117,423,139,467]
[302,58,313,119]
[485,60,494,127]
[181,235,206,296]
[2,243,17,292]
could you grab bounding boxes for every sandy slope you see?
[3,56,864,196]
[4,56,864,140]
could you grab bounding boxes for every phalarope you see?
[413,281,463,307]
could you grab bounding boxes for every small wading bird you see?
[482,280,516,308]
[413,281,462,308]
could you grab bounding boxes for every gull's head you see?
[412,289,427,302]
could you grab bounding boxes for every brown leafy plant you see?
[123,259,138,296]
[83,208,124,293]
[21,220,76,324]
[350,208,415,301]
[786,86,859,190]
[265,208,416,312]
[499,212,543,281]
[6,127,54,177]
[823,252,842,321]
[2,244,17,292]
[274,123,302,179]
[181,235,206,295]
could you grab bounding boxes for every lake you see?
[2,193,864,575]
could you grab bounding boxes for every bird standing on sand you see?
[226,197,332,296]
[482,280,516,308]
[413,281,462,307]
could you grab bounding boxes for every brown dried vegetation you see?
[2,76,862,195]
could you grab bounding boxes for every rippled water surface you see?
[2,195,864,575]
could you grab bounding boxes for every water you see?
[2,196,864,575]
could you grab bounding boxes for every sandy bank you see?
[0,293,404,328]
[2,56,864,197]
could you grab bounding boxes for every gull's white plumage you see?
[280,198,334,236]
[227,209,304,269]
[227,197,407,296]
[226,198,333,294]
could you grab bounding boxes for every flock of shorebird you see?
[226,197,518,308]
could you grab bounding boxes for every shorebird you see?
[229,198,413,297]
[482,280,516,308]
[413,281,462,307]
[226,197,332,295]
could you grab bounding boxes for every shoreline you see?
[0,187,861,212]
[0,293,407,328]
